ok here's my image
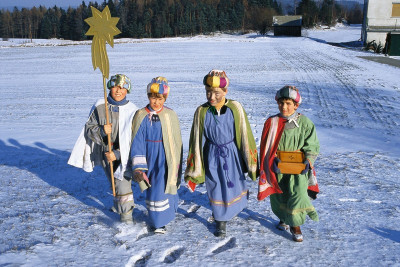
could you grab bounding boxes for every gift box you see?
[277,151,306,174]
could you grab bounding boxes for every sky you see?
[0,0,86,9]
[0,25,399,266]
[0,0,364,9]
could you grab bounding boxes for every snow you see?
[1,25,400,266]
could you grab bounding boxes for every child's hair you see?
[277,97,296,104]
[148,92,166,100]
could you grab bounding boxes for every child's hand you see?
[105,151,116,162]
[103,124,112,135]
[272,157,281,174]
[133,170,149,184]
[301,160,310,175]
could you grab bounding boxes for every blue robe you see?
[203,108,248,221]
[131,107,179,228]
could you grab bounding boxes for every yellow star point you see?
[85,5,121,78]
[85,6,121,47]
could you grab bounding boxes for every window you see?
[393,3,400,17]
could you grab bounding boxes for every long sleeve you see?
[85,108,106,146]
[302,120,320,166]
[130,120,148,172]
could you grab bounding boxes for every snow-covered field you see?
[1,25,399,266]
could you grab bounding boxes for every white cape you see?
[68,99,138,180]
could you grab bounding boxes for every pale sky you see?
[0,0,87,9]
[0,0,364,10]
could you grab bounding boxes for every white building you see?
[362,0,400,46]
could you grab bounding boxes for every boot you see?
[151,226,167,234]
[290,226,303,242]
[214,221,226,237]
[277,220,289,231]
[120,208,134,225]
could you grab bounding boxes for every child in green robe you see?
[257,85,320,242]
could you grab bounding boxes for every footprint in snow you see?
[136,226,154,240]
[209,237,237,255]
[125,250,152,267]
[162,246,185,264]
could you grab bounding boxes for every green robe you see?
[270,113,320,227]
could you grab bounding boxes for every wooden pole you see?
[84,6,121,197]
[103,76,116,197]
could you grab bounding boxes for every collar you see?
[145,105,163,125]
[145,105,163,114]
[107,94,128,106]
[281,112,300,128]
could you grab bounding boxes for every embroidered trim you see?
[146,199,170,212]
[209,190,248,207]
[115,193,134,204]
[132,155,147,166]
[279,204,316,215]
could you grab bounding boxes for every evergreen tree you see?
[347,3,363,24]
[320,0,336,26]
[297,0,318,28]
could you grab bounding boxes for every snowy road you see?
[1,26,400,266]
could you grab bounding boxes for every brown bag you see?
[277,151,306,174]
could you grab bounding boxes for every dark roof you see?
[273,16,302,27]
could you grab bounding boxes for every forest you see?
[0,0,363,40]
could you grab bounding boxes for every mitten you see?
[272,157,281,174]
[301,160,310,175]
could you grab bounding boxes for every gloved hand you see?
[301,160,310,175]
[272,157,281,174]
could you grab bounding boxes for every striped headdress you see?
[203,69,229,89]
[275,85,302,104]
[147,76,170,99]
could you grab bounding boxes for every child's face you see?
[148,95,165,111]
[278,99,299,117]
[206,87,227,106]
[110,86,128,102]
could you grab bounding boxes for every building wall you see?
[363,0,400,45]
[367,0,399,27]
[273,26,301,37]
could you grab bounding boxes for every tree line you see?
[297,0,363,28]
[0,0,363,41]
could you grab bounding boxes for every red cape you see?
[257,115,319,201]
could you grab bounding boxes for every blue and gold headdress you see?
[107,74,131,93]
[147,76,170,99]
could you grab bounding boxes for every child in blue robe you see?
[130,77,182,233]
[185,70,258,237]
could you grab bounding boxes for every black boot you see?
[214,221,226,237]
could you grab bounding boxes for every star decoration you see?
[85,6,120,47]
[84,5,121,78]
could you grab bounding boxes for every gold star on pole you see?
[84,5,121,197]
[85,6,121,78]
